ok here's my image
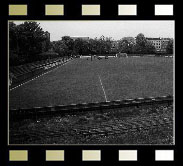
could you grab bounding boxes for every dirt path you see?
[9,104,173,145]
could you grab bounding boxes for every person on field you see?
[9,72,16,86]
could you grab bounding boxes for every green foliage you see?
[135,33,148,53]
[145,41,156,54]
[136,33,147,47]
[117,34,155,54]
[9,21,172,67]
[98,36,113,54]
[9,21,50,66]
[73,38,90,55]
[52,40,68,56]
[118,37,135,54]
[166,40,173,54]
[52,35,113,56]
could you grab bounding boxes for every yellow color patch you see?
[9,150,28,161]
[118,5,137,15]
[119,150,137,161]
[82,5,100,16]
[45,5,64,15]
[9,5,27,16]
[82,150,101,161]
[46,150,64,161]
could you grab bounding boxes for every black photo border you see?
[0,0,181,166]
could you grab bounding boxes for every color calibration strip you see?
[82,5,100,16]
[9,5,27,16]
[155,5,174,15]
[118,5,137,15]
[46,150,64,161]
[119,150,137,161]
[155,150,174,161]
[9,150,174,161]
[45,5,64,16]
[9,150,28,161]
[8,4,174,16]
[82,150,101,161]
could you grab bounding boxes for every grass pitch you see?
[9,57,173,109]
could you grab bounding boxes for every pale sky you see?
[13,21,174,41]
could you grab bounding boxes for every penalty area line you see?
[98,75,108,102]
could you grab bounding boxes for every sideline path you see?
[10,59,73,91]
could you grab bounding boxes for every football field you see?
[9,57,173,109]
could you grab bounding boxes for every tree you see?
[9,22,19,52]
[61,36,74,56]
[166,40,173,54]
[135,33,147,53]
[52,40,68,56]
[9,21,51,65]
[88,39,99,54]
[104,37,113,54]
[118,39,129,53]
[9,22,21,66]
[41,31,51,52]
[96,36,113,55]
[136,33,146,47]
[73,39,90,55]
[145,41,156,54]
[118,37,135,54]
[18,22,47,61]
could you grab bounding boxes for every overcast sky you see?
[13,21,174,41]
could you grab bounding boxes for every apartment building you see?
[146,37,171,52]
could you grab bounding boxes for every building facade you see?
[146,37,171,53]
[70,36,90,41]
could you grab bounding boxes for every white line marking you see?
[10,60,72,91]
[98,75,108,102]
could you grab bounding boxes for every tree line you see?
[51,34,173,57]
[9,22,51,66]
[52,35,114,57]
[9,21,173,66]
